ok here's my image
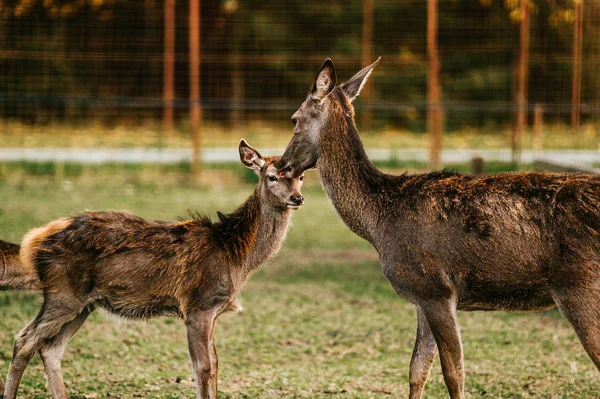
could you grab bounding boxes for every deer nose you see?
[289,194,304,205]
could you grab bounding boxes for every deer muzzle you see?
[286,194,304,210]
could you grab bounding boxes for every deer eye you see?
[291,117,297,127]
[299,175,304,181]
[268,175,277,182]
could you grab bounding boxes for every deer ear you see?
[310,59,336,101]
[239,139,265,171]
[342,57,381,102]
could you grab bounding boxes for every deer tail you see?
[0,239,42,290]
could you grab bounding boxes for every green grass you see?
[0,158,529,187]
[1,119,598,150]
[1,177,599,398]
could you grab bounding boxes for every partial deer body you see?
[2,140,304,399]
[0,240,40,291]
[0,241,41,398]
[278,59,600,398]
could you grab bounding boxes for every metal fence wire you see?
[1,0,599,140]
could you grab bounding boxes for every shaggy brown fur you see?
[2,141,304,399]
[0,240,40,290]
[279,59,600,399]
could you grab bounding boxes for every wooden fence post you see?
[361,0,374,129]
[533,104,543,161]
[189,0,202,182]
[514,0,530,167]
[427,0,443,170]
[163,0,175,137]
[571,0,584,133]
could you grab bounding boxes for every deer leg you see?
[421,298,465,399]
[2,318,39,399]
[3,297,83,399]
[38,307,93,399]
[208,317,219,395]
[409,307,438,399]
[552,288,600,370]
[185,309,218,399]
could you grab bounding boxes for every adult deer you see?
[278,58,600,398]
[2,140,304,399]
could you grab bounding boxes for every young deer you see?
[2,140,304,399]
[278,59,600,399]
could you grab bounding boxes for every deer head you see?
[278,58,380,178]
[239,139,304,210]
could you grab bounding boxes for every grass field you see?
[1,173,600,398]
[1,119,598,150]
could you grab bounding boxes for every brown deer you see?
[1,241,42,394]
[2,140,304,399]
[0,240,41,291]
[278,58,600,399]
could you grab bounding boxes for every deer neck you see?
[212,190,291,278]
[189,190,291,290]
[317,112,384,246]
[242,193,292,272]
[214,189,289,271]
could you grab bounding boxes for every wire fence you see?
[1,0,599,150]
